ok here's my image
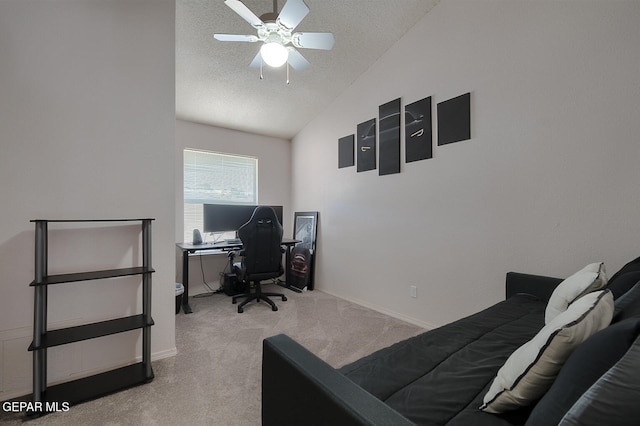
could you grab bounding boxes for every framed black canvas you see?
[356,118,376,172]
[405,96,432,162]
[437,92,471,146]
[378,98,401,175]
[338,134,355,168]
[292,211,318,290]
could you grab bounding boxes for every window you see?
[183,149,258,242]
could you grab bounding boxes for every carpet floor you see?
[1,285,424,425]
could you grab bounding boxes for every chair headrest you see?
[246,206,280,226]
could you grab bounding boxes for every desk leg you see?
[277,244,302,293]
[182,250,193,314]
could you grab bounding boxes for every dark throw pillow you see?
[613,279,640,322]
[559,333,640,425]
[526,317,640,426]
[607,256,640,296]
[607,270,640,300]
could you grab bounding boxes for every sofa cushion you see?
[558,333,640,425]
[481,290,614,414]
[339,294,546,425]
[545,262,607,323]
[525,317,640,425]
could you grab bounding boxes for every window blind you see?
[183,149,257,242]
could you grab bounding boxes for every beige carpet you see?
[1,286,424,425]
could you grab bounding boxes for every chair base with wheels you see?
[231,280,287,313]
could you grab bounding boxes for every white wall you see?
[292,0,640,328]
[175,119,291,293]
[0,1,176,400]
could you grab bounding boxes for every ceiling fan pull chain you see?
[286,61,290,85]
[260,57,264,80]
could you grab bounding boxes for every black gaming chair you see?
[231,206,287,313]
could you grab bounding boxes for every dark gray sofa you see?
[262,258,640,425]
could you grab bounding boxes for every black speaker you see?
[192,229,203,245]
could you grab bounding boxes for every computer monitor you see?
[203,204,283,234]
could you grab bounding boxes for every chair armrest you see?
[505,272,563,302]
[262,334,415,426]
[227,250,245,258]
[227,250,242,270]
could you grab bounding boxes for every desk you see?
[176,238,299,314]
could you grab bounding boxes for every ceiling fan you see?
[214,0,334,79]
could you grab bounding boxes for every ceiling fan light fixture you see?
[260,42,288,67]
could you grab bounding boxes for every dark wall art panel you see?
[338,134,355,168]
[437,92,471,146]
[356,118,376,172]
[378,98,401,176]
[405,96,432,163]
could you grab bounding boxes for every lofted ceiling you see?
[176,0,440,140]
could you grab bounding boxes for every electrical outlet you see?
[410,285,417,298]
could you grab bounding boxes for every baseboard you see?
[318,289,437,330]
[152,347,178,361]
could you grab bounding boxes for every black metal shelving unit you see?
[28,219,155,412]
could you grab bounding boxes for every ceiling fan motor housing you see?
[258,21,293,46]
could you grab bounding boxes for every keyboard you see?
[224,238,242,245]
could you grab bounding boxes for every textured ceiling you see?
[176,0,440,139]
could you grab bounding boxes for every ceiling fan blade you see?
[224,0,264,28]
[214,34,258,42]
[249,51,263,68]
[277,0,309,30]
[293,32,335,50]
[287,48,310,71]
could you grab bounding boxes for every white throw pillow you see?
[545,262,607,324]
[480,289,614,414]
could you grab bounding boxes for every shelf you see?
[36,363,153,409]
[29,314,154,351]
[29,218,154,414]
[30,219,154,223]
[30,267,155,286]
